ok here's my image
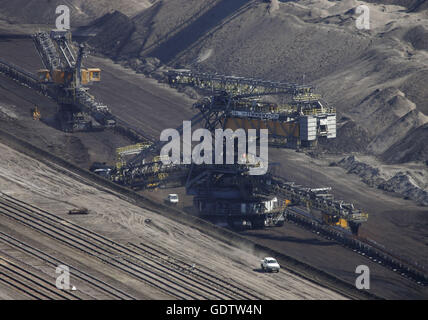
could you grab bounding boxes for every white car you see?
[260,257,280,273]
[167,194,179,205]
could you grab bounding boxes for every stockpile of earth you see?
[338,155,428,206]
[74,0,428,166]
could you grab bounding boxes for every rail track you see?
[286,208,428,286]
[128,242,262,299]
[0,254,79,300]
[0,193,262,300]
[0,232,138,300]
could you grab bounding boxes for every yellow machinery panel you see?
[52,69,64,84]
[338,218,349,229]
[37,69,50,82]
[52,69,73,84]
[323,214,349,229]
[37,68,101,85]
[224,118,300,138]
[88,68,101,82]
[81,69,90,85]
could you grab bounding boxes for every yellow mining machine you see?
[32,30,115,131]
[95,70,366,234]
[168,70,337,148]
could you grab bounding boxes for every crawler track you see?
[0,193,262,300]
[0,57,385,299]
[286,208,428,286]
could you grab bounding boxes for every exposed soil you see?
[74,0,428,165]
[0,38,427,298]
[0,142,347,300]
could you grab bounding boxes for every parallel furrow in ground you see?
[0,194,258,299]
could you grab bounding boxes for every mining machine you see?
[33,29,116,131]
[96,70,366,233]
[168,70,336,148]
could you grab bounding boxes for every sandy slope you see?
[0,142,346,300]
[75,0,428,164]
